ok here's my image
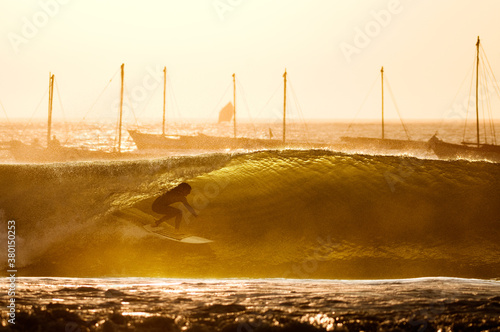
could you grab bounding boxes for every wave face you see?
[1,150,499,278]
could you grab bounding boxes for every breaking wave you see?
[1,150,499,278]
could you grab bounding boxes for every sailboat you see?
[129,70,300,151]
[340,67,429,151]
[9,65,128,162]
[429,37,500,162]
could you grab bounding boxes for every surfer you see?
[152,182,198,230]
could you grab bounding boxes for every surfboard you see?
[113,207,212,244]
[143,224,212,244]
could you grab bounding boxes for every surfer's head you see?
[176,182,192,195]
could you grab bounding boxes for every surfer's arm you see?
[184,202,198,217]
[181,198,198,217]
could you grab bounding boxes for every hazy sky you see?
[1,0,500,123]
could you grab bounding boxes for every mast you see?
[233,73,236,138]
[118,63,124,153]
[475,36,480,146]
[47,73,54,147]
[162,66,166,136]
[283,69,287,144]
[381,66,384,140]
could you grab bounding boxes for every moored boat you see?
[429,37,500,162]
[10,65,130,162]
[429,134,500,162]
[128,70,318,151]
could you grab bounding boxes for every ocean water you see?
[1,121,499,330]
[1,277,500,331]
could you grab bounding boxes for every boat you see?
[9,65,129,162]
[129,69,315,151]
[340,67,429,152]
[429,135,500,162]
[429,37,500,162]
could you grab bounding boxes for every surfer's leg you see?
[154,215,169,226]
[154,206,181,226]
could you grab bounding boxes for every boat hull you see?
[128,130,289,150]
[428,135,500,162]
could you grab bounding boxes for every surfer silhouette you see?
[152,182,198,230]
